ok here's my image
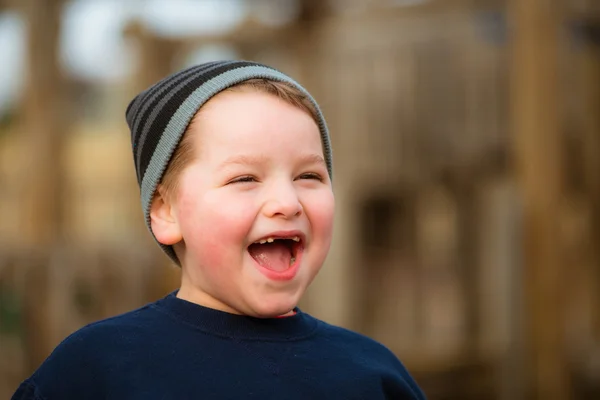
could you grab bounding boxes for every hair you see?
[157,78,321,202]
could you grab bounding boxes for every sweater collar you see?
[154,291,319,341]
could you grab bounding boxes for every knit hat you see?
[125,60,333,265]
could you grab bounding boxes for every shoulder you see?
[11,379,45,400]
[20,302,163,399]
[315,318,399,358]
[44,301,159,359]
[312,317,426,399]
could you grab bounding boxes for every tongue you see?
[248,242,292,272]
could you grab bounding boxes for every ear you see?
[150,186,183,246]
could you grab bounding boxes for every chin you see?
[248,294,300,318]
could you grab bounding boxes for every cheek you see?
[304,191,335,244]
[176,189,256,267]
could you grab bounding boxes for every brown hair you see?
[158,78,320,201]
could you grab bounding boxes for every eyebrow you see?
[218,154,326,169]
[298,154,327,167]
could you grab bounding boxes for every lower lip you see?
[249,247,303,282]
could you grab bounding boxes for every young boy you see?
[12,60,426,399]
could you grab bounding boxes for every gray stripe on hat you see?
[129,61,222,137]
[126,91,145,127]
[130,61,221,129]
[140,65,332,234]
[133,61,235,173]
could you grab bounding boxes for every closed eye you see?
[297,173,324,182]
[229,176,257,184]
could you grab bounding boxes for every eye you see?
[229,176,257,184]
[297,173,323,182]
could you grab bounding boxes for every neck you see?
[177,280,296,319]
[156,291,316,341]
[177,284,243,315]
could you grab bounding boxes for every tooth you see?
[292,236,300,242]
[267,238,274,243]
[290,256,296,265]
[259,240,267,244]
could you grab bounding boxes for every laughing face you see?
[150,89,335,318]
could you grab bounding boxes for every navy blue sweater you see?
[12,292,425,399]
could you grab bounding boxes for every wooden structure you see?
[1,0,599,398]
[120,1,599,398]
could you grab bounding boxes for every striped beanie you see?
[125,60,333,265]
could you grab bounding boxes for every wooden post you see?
[450,175,481,359]
[19,0,68,247]
[508,0,570,398]
[577,20,600,345]
[17,0,68,373]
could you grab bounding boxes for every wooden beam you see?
[509,0,570,399]
[145,17,301,54]
[146,0,506,57]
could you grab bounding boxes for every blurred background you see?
[0,0,598,398]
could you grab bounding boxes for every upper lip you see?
[250,230,306,245]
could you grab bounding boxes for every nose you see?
[261,182,303,219]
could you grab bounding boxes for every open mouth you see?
[247,235,303,272]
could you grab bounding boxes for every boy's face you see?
[152,90,334,318]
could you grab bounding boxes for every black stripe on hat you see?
[129,62,223,162]
[136,61,269,184]
[131,61,242,184]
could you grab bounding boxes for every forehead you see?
[190,91,323,159]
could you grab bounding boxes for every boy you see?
[12,60,426,399]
